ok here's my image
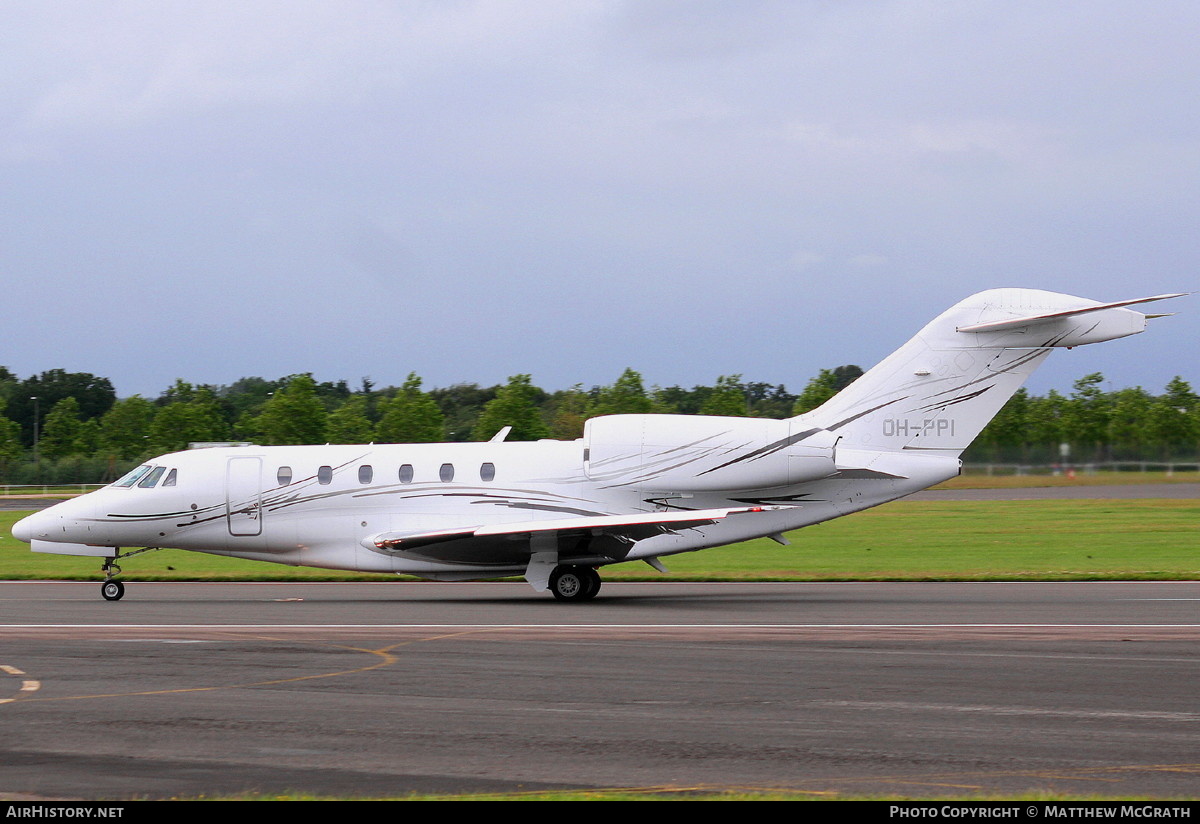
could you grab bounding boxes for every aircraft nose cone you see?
[12,513,38,543]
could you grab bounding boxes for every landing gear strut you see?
[549,565,602,602]
[101,558,124,601]
[96,547,158,601]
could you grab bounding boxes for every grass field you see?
[2,496,1196,582]
[936,469,1198,489]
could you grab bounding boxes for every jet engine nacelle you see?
[583,414,838,492]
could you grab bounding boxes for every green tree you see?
[40,397,86,459]
[12,370,116,446]
[547,385,590,440]
[76,418,101,455]
[149,385,232,452]
[473,374,550,441]
[254,375,328,445]
[699,375,748,416]
[1064,373,1110,459]
[376,373,444,443]
[1149,376,1199,457]
[0,414,21,468]
[648,385,692,414]
[326,395,375,444]
[216,376,283,421]
[589,368,653,417]
[428,383,496,441]
[1107,387,1153,457]
[1025,389,1067,458]
[99,396,156,459]
[975,388,1031,459]
[793,369,839,414]
[743,382,798,419]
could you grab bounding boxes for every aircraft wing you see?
[367,506,791,553]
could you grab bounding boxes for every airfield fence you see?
[961,462,1199,476]
[0,484,106,496]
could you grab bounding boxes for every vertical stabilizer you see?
[795,288,1180,456]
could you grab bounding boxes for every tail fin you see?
[797,288,1183,456]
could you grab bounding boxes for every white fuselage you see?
[14,436,959,578]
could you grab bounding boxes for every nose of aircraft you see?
[12,512,40,543]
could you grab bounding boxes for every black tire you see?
[549,566,590,602]
[578,567,601,601]
[101,580,125,601]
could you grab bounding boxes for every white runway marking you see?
[0,664,39,703]
[3,623,1200,630]
[814,700,1200,722]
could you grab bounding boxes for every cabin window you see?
[113,465,151,488]
[480,462,496,482]
[317,466,333,485]
[138,466,167,488]
[162,468,178,487]
[277,466,292,486]
[398,464,414,484]
[359,465,373,484]
[439,463,455,482]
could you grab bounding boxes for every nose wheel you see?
[101,557,124,601]
[94,547,158,601]
[101,579,125,601]
[549,566,602,602]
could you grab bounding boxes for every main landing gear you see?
[549,565,601,602]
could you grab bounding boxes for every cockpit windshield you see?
[138,466,167,488]
[112,465,152,488]
[111,465,177,489]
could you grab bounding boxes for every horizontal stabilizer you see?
[956,293,1186,333]
[369,506,793,551]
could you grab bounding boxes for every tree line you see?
[0,365,1195,483]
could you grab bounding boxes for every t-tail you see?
[796,288,1185,458]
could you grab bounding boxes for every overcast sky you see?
[3,1,1196,401]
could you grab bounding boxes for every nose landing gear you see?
[96,547,159,601]
[101,558,124,601]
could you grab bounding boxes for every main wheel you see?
[549,566,593,602]
[101,580,125,601]
[578,567,601,601]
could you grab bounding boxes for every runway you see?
[2,581,1199,799]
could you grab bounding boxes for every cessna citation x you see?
[13,288,1184,602]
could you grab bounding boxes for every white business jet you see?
[12,288,1183,601]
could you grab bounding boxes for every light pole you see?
[30,396,39,480]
